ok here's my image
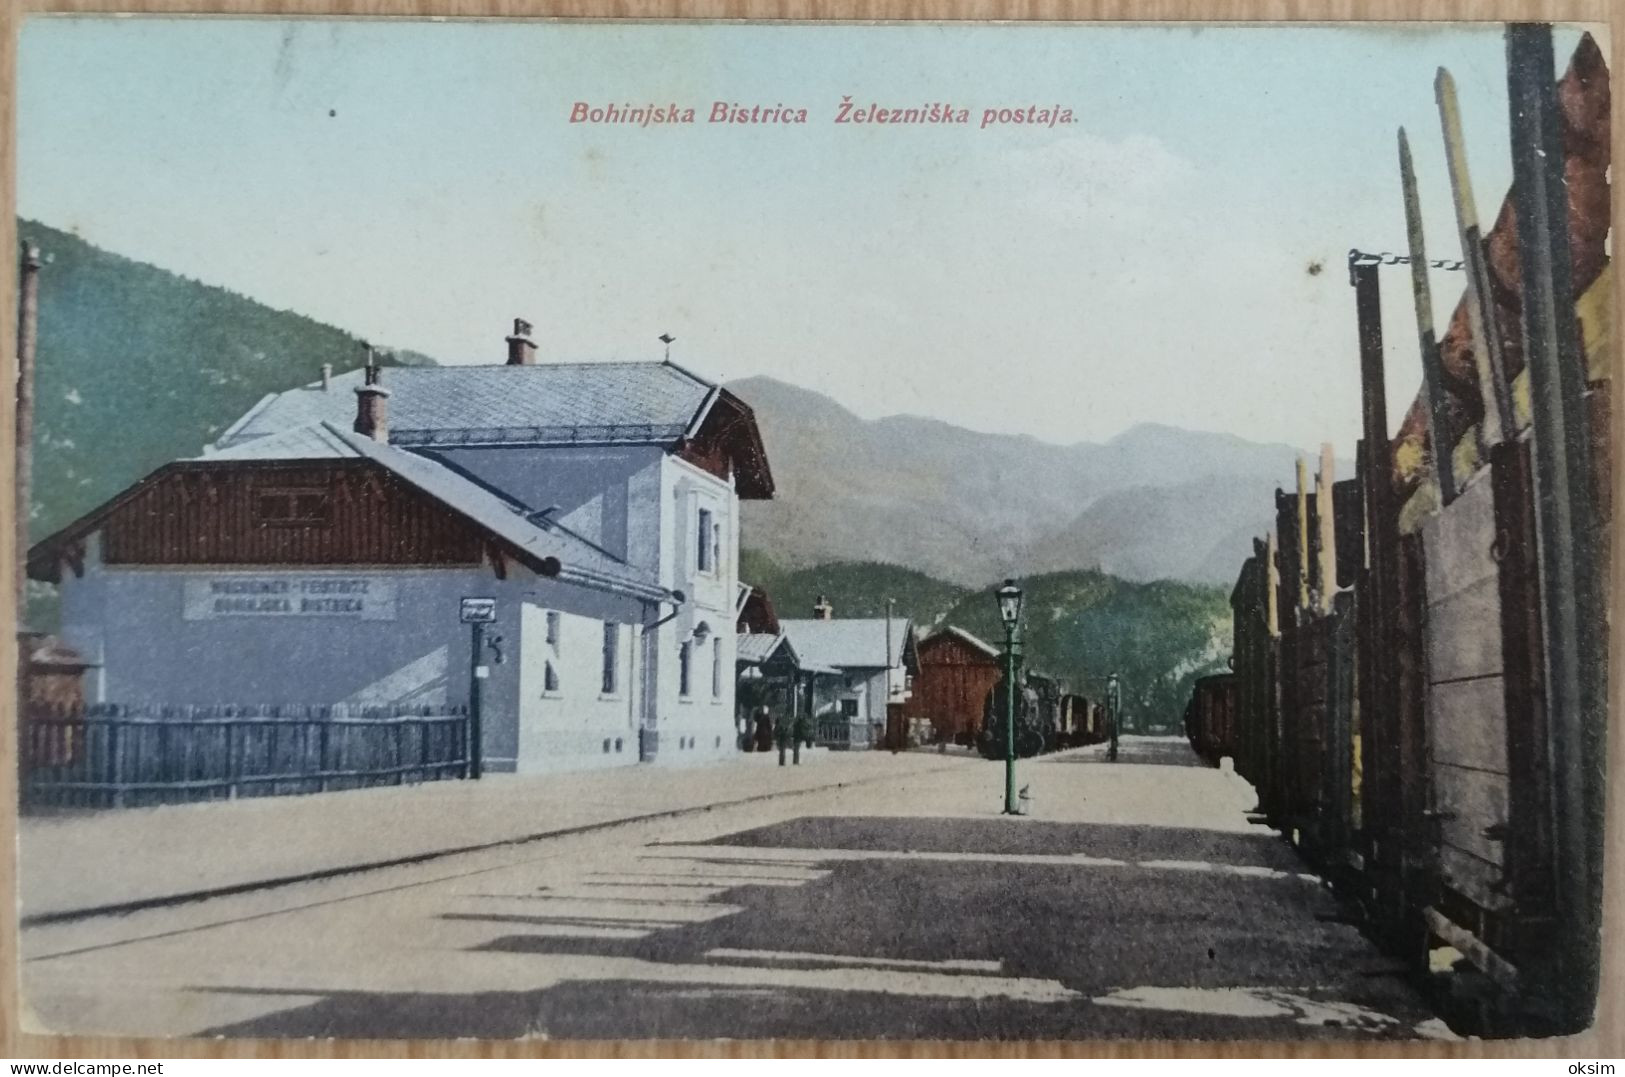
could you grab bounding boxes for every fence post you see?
[226,720,237,800]
[419,715,431,781]
[108,720,125,809]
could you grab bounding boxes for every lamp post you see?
[995,579,1024,815]
[1106,672,1121,762]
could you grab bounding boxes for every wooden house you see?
[902,625,1002,746]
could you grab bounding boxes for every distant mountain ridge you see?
[20,218,1305,598]
[730,375,1314,588]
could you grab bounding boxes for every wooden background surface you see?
[1,0,1620,1058]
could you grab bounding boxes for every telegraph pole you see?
[15,242,41,623]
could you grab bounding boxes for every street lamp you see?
[995,579,1024,815]
[1106,672,1122,762]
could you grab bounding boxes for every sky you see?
[17,18,1600,454]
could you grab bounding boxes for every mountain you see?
[730,375,1311,588]
[18,218,433,547]
[1025,474,1286,585]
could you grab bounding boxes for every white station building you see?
[27,322,776,774]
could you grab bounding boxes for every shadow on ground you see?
[196,815,1438,1041]
[1047,739,1212,768]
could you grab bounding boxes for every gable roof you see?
[920,624,1002,660]
[29,422,670,603]
[737,632,793,666]
[215,361,774,498]
[778,618,918,673]
[736,585,781,635]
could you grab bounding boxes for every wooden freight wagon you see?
[1184,672,1238,767]
[1222,31,1611,1034]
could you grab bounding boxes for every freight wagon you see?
[1182,672,1238,766]
[1221,29,1611,1037]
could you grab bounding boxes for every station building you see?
[27,322,774,774]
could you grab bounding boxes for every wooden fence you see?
[21,702,471,810]
[814,717,859,749]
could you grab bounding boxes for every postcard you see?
[8,15,1616,1047]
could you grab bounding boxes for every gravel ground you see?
[19,738,1453,1042]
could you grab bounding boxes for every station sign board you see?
[460,597,498,624]
[183,575,397,621]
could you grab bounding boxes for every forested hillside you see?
[19,219,429,544]
[741,551,1231,731]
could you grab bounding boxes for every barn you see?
[903,625,1003,747]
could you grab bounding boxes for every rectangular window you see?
[545,611,560,646]
[602,622,619,695]
[679,641,692,698]
[697,507,713,573]
[544,660,559,693]
[840,699,859,719]
[712,637,723,698]
[253,487,332,527]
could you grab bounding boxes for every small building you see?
[27,322,775,776]
[736,586,780,636]
[904,624,1004,746]
[778,597,918,749]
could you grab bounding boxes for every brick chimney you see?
[812,594,834,621]
[320,363,333,391]
[354,361,390,442]
[506,317,537,366]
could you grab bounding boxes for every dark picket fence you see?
[815,717,866,749]
[21,702,471,810]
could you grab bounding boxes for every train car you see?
[976,674,1045,760]
[1027,671,1065,753]
[1058,693,1108,748]
[1183,672,1238,766]
[1216,33,1612,1036]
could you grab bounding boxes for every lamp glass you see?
[995,579,1023,633]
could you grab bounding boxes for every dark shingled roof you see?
[217,362,717,449]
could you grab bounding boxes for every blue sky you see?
[17,18,1600,453]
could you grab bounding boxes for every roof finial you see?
[658,332,675,362]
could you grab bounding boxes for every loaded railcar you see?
[1183,672,1238,766]
[1218,30,1611,1038]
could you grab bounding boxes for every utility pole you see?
[15,242,41,624]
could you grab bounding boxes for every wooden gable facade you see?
[29,459,500,583]
[903,628,1003,746]
[675,389,775,500]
